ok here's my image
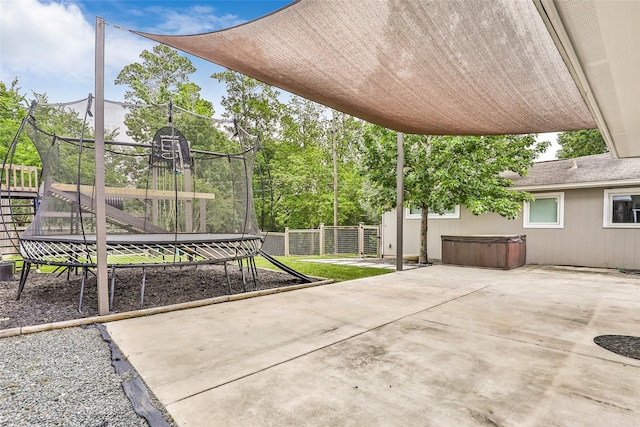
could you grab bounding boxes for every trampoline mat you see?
[20,233,261,245]
[19,233,262,268]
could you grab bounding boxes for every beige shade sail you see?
[133,0,596,136]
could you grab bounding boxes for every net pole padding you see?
[95,17,109,315]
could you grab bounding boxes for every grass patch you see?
[254,255,392,282]
[7,253,393,282]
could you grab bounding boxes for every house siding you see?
[382,187,640,269]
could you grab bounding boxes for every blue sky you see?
[1,0,290,111]
[1,0,558,158]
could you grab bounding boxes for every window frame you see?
[523,192,564,229]
[603,188,640,228]
[405,205,460,220]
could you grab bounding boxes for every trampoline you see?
[6,98,268,310]
[17,233,262,310]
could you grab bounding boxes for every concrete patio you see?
[105,264,640,426]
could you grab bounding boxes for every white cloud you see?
[140,5,243,35]
[0,0,145,100]
[1,0,94,80]
[0,0,243,103]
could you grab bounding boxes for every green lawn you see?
[6,254,393,282]
[254,255,392,282]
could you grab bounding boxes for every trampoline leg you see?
[249,257,257,291]
[67,267,71,281]
[140,268,146,309]
[78,268,87,312]
[54,266,67,278]
[223,263,231,295]
[109,267,116,311]
[16,262,32,300]
[239,259,247,292]
[251,256,258,278]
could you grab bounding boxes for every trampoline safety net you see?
[16,97,262,268]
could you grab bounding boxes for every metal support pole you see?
[140,268,146,309]
[284,227,290,257]
[152,167,159,226]
[251,256,258,278]
[319,223,325,256]
[78,267,87,312]
[95,17,109,315]
[224,263,231,295]
[109,267,116,311]
[377,223,382,259]
[16,262,31,300]
[333,112,338,254]
[239,258,247,292]
[184,166,192,233]
[396,132,404,271]
[249,257,257,290]
[200,198,206,232]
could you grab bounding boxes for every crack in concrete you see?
[169,282,495,405]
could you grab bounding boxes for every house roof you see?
[507,154,640,191]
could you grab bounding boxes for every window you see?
[406,205,460,219]
[523,192,564,228]
[603,188,640,228]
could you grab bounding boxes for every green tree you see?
[217,75,376,231]
[211,70,282,137]
[212,70,285,231]
[0,79,41,227]
[212,71,374,232]
[26,93,121,186]
[115,45,213,143]
[116,45,196,104]
[0,79,40,167]
[272,96,327,228]
[361,127,548,263]
[556,129,607,159]
[115,47,252,233]
[0,87,108,186]
[331,112,375,225]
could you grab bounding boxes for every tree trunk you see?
[419,204,429,264]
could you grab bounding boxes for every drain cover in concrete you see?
[594,335,640,360]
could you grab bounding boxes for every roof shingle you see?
[505,153,640,188]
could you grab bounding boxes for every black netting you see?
[12,98,262,267]
[21,98,259,237]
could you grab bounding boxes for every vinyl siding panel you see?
[382,187,640,269]
[623,230,636,268]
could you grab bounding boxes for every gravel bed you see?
[0,263,311,425]
[0,264,304,330]
[0,326,151,427]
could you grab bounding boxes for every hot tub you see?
[441,235,526,269]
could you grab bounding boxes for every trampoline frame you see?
[7,97,266,314]
[17,233,262,311]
